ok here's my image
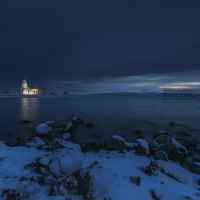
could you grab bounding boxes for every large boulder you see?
[135,139,150,155]
[104,135,137,150]
[80,142,100,152]
[50,120,72,129]
[153,131,171,139]
[149,135,188,161]
[68,115,84,125]
[155,151,168,162]
[35,145,83,180]
[141,160,196,185]
[181,156,200,175]
[173,131,191,137]
[49,162,114,199]
[49,139,81,151]
[26,137,46,148]
[33,120,73,136]
[175,137,197,148]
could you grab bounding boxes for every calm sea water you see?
[0,95,200,144]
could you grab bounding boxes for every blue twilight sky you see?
[0,0,200,94]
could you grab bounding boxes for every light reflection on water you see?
[20,98,39,121]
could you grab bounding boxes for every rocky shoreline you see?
[0,115,200,199]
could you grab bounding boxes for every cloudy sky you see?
[1,0,200,94]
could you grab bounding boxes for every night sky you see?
[1,0,200,94]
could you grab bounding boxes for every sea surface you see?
[0,94,200,144]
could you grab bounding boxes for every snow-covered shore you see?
[0,140,199,200]
[0,117,200,199]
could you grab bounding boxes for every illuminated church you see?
[20,77,46,95]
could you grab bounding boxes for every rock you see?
[153,131,171,138]
[49,139,66,151]
[38,136,52,146]
[104,137,124,150]
[62,132,71,140]
[50,132,63,139]
[181,157,200,175]
[49,139,81,151]
[33,120,73,136]
[140,160,160,176]
[190,162,200,175]
[33,121,54,136]
[49,162,114,199]
[155,151,168,162]
[129,176,141,186]
[173,131,191,137]
[35,146,83,179]
[85,122,94,128]
[26,137,46,148]
[30,174,44,185]
[176,137,197,148]
[141,160,195,184]
[135,139,150,155]
[2,189,21,199]
[181,156,194,171]
[35,156,51,175]
[188,150,200,162]
[68,115,84,125]
[132,130,142,134]
[104,135,136,150]
[80,142,100,152]
[150,135,188,161]
[80,143,91,152]
[50,120,72,129]
[49,159,63,179]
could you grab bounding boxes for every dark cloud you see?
[0,0,200,93]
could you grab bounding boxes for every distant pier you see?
[163,88,200,98]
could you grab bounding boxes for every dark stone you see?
[49,163,99,198]
[155,151,168,162]
[49,139,65,151]
[104,137,125,150]
[173,131,191,137]
[80,143,91,152]
[176,137,197,148]
[68,115,84,125]
[50,120,71,129]
[190,163,200,175]
[135,139,150,155]
[153,131,171,139]
[130,176,141,186]
[85,142,99,151]
[48,127,66,135]
[140,160,160,176]
[1,189,20,200]
[51,133,63,139]
[150,135,188,161]
[30,175,45,185]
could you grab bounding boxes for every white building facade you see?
[20,77,46,95]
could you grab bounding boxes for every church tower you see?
[20,77,29,94]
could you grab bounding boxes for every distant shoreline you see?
[0,92,200,99]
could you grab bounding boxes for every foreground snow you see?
[0,140,200,200]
